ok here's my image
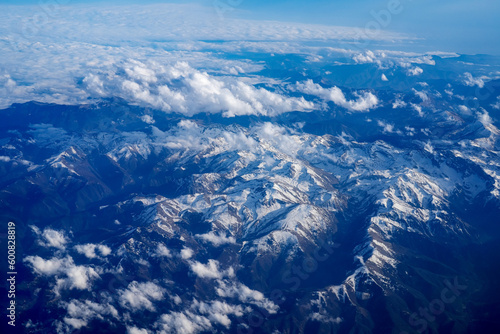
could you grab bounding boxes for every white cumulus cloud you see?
[31,226,69,250]
[407,66,423,76]
[62,299,119,330]
[74,244,112,258]
[190,259,226,279]
[196,232,236,247]
[155,243,172,258]
[84,61,314,117]
[294,80,378,112]
[463,72,487,88]
[118,281,166,312]
[24,255,100,295]
[216,281,279,314]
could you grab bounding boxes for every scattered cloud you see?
[31,226,69,250]
[392,99,407,108]
[155,244,172,258]
[463,72,487,88]
[424,141,435,154]
[196,232,236,247]
[458,105,472,115]
[412,89,430,102]
[411,103,424,117]
[189,259,234,279]
[127,327,151,334]
[216,281,279,314]
[478,110,500,135]
[62,299,119,330]
[156,300,246,334]
[24,255,70,276]
[156,311,211,334]
[180,247,194,260]
[191,300,245,328]
[407,67,424,76]
[74,244,112,259]
[254,122,302,157]
[118,281,166,312]
[141,115,155,124]
[377,120,396,134]
[54,265,100,293]
[491,96,500,110]
[353,51,378,64]
[24,255,100,294]
[310,312,342,324]
[294,80,378,112]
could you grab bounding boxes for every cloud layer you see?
[84,61,314,117]
[0,3,415,113]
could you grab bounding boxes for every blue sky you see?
[226,0,500,54]
[0,0,499,54]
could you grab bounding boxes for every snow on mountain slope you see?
[2,93,500,333]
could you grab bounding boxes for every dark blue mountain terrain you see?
[1,53,500,334]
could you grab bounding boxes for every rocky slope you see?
[1,77,500,333]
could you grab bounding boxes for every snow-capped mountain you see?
[1,51,500,334]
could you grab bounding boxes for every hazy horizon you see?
[0,0,499,55]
